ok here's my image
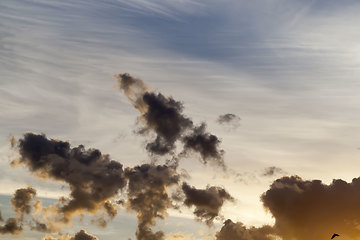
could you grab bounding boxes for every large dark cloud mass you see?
[216,219,274,240]
[11,132,232,239]
[3,75,233,239]
[12,73,360,240]
[182,183,233,225]
[14,133,127,222]
[261,175,360,240]
[115,73,225,167]
[11,74,360,240]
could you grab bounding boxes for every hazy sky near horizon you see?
[1,0,360,240]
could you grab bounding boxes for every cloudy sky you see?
[1,0,360,240]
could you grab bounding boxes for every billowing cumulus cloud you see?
[217,114,240,129]
[261,175,360,240]
[125,164,180,240]
[13,133,127,222]
[216,219,274,240]
[182,183,233,225]
[115,73,225,167]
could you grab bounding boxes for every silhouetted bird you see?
[331,233,340,239]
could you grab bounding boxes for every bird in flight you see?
[331,233,340,239]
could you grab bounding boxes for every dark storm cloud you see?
[217,114,240,129]
[125,164,180,240]
[116,73,226,167]
[261,175,360,240]
[216,219,274,240]
[182,182,233,225]
[14,133,127,222]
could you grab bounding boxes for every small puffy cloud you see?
[217,114,240,130]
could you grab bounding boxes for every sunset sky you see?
[1,0,360,240]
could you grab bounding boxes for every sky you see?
[1,0,360,239]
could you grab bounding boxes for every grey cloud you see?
[0,186,37,235]
[13,133,183,238]
[125,164,180,240]
[181,123,225,168]
[261,166,286,177]
[11,187,36,220]
[142,92,193,155]
[73,229,99,240]
[11,121,228,238]
[14,133,127,222]
[234,166,286,185]
[116,73,193,155]
[216,219,274,240]
[182,182,233,225]
[217,114,240,129]
[116,73,225,168]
